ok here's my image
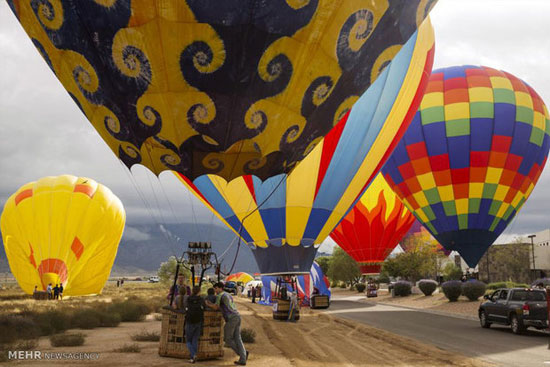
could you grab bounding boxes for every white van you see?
[148,276,160,283]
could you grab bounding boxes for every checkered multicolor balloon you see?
[382,65,550,266]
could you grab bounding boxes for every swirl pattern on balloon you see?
[9,0,436,181]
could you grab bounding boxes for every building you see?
[531,229,550,278]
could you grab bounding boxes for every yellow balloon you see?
[1,175,125,296]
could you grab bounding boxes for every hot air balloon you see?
[225,272,254,284]
[7,0,436,181]
[330,174,415,275]
[382,66,550,267]
[176,20,435,274]
[1,175,125,296]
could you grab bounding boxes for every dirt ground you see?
[7,297,492,367]
[332,288,481,318]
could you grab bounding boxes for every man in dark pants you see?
[184,286,204,363]
[206,282,248,366]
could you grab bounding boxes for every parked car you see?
[148,276,160,283]
[478,288,548,334]
[224,281,238,295]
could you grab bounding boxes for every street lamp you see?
[528,234,536,282]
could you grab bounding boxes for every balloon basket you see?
[310,295,330,309]
[272,299,300,321]
[159,308,224,360]
[32,291,49,300]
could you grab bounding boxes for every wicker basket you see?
[159,308,224,360]
[310,295,330,309]
[273,299,300,321]
[33,291,49,300]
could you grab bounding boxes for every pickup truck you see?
[478,288,548,334]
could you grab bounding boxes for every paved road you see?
[326,295,550,367]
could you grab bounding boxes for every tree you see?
[158,256,191,284]
[382,235,448,282]
[327,248,361,287]
[491,240,530,282]
[442,262,463,281]
[315,256,331,276]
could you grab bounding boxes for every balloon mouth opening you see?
[248,240,320,249]
[37,258,68,290]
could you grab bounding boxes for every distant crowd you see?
[33,283,63,300]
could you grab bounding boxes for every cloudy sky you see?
[1,0,549,253]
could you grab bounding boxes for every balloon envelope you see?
[178,20,435,274]
[1,175,125,296]
[330,174,415,274]
[225,272,254,284]
[382,66,550,267]
[7,0,436,181]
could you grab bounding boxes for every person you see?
[46,283,52,300]
[535,282,545,289]
[206,288,217,306]
[120,278,124,287]
[255,285,262,301]
[288,290,298,323]
[312,286,320,295]
[205,282,248,366]
[59,283,64,300]
[33,285,38,294]
[116,280,120,287]
[251,285,256,303]
[53,284,59,300]
[184,286,204,364]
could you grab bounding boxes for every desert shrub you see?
[98,311,121,327]
[113,343,141,353]
[108,300,150,322]
[154,313,163,321]
[50,333,85,347]
[442,280,462,302]
[131,330,160,342]
[355,283,366,292]
[32,310,71,335]
[393,281,412,297]
[14,339,39,351]
[418,279,438,296]
[241,328,256,343]
[339,282,347,289]
[462,280,487,301]
[71,309,101,329]
[330,280,339,288]
[0,315,39,344]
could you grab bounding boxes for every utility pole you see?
[528,234,537,282]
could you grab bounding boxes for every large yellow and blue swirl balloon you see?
[176,20,435,274]
[7,0,436,181]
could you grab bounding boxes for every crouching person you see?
[184,286,204,363]
[206,282,248,366]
